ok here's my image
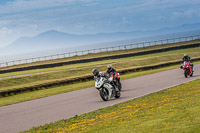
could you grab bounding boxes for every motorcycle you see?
[181,61,193,78]
[95,76,120,101]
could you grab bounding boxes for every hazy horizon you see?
[0,30,199,64]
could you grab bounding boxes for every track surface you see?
[0,64,200,133]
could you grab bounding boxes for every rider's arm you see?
[182,57,185,62]
[189,57,192,63]
[99,72,105,77]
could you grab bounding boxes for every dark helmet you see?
[92,68,99,76]
[107,64,113,70]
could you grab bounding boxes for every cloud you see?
[173,8,200,19]
[31,24,38,31]
[0,27,14,47]
[0,0,92,13]
[0,27,12,37]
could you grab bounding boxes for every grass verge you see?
[23,75,200,133]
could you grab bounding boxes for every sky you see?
[0,0,200,48]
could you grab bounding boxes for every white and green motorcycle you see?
[95,76,120,101]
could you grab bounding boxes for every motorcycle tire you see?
[100,88,109,101]
[116,81,122,91]
[115,91,121,99]
[184,69,188,78]
[119,82,122,91]
[190,71,193,77]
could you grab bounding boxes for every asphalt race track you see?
[0,64,199,133]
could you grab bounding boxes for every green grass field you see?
[1,47,200,93]
[23,77,200,133]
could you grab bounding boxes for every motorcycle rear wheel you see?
[190,71,193,77]
[119,82,122,91]
[117,81,122,91]
[115,91,121,98]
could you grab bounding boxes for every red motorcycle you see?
[181,61,193,78]
[107,72,122,91]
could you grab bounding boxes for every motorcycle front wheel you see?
[184,69,188,78]
[99,88,109,101]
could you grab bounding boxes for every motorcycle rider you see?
[92,68,106,81]
[106,64,116,77]
[180,53,194,71]
[106,64,120,86]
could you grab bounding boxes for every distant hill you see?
[1,22,200,56]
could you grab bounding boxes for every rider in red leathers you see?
[106,64,121,90]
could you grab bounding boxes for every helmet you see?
[184,53,188,57]
[92,68,99,76]
[107,64,113,70]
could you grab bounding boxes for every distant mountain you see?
[1,23,200,56]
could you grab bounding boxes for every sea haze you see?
[0,23,200,63]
